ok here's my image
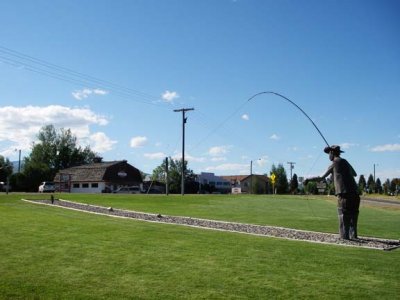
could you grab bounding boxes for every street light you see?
[15,149,21,173]
[373,163,378,182]
[373,163,379,193]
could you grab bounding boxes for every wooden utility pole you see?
[174,108,194,196]
[287,161,296,182]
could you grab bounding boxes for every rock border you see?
[22,199,400,251]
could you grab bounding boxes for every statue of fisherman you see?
[306,145,360,240]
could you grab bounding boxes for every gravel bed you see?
[24,199,400,251]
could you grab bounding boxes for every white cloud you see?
[257,156,269,167]
[208,145,231,156]
[161,90,179,103]
[89,132,117,153]
[375,168,400,180]
[270,134,280,140]
[340,142,358,149]
[241,114,249,121]
[130,136,148,148]
[211,157,227,162]
[72,88,108,100]
[172,153,206,163]
[186,154,206,163]
[370,144,400,152]
[0,105,109,156]
[144,152,166,160]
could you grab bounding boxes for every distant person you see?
[306,145,360,240]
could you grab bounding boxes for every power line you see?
[0,45,159,100]
[0,45,264,163]
[0,45,172,109]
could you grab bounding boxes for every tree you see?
[289,173,299,194]
[390,178,400,195]
[270,163,288,194]
[22,125,97,191]
[0,155,13,183]
[366,174,375,194]
[251,176,267,194]
[152,157,197,194]
[375,178,382,194]
[9,172,27,192]
[383,179,391,195]
[358,175,366,194]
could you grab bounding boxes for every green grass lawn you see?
[1,193,399,299]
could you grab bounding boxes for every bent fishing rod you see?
[247,91,330,148]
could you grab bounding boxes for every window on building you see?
[82,183,89,188]
[73,183,80,188]
[91,183,99,188]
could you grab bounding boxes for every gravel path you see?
[23,199,400,251]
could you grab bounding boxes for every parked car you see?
[38,181,55,193]
[113,186,141,194]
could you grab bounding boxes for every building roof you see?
[54,160,142,183]
[220,175,249,183]
[221,175,269,183]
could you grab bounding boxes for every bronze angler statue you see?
[306,145,360,240]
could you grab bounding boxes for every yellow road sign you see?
[270,173,276,183]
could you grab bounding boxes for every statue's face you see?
[329,152,335,161]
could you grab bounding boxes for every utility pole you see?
[174,107,194,196]
[287,161,296,182]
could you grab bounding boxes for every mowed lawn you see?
[0,194,399,299]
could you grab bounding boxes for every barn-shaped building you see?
[53,160,143,193]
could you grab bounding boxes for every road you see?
[361,197,400,208]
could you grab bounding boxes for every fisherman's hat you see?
[324,145,344,154]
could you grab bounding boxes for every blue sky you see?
[0,0,399,181]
